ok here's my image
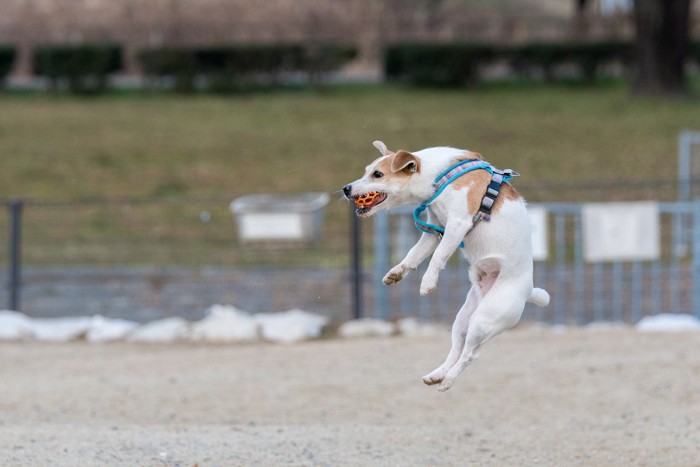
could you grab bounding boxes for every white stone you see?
[87,315,140,343]
[636,313,700,332]
[30,316,93,342]
[254,309,328,344]
[190,304,259,343]
[128,317,190,343]
[0,310,33,341]
[338,318,396,338]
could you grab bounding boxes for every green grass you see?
[1,82,699,201]
[1,82,699,265]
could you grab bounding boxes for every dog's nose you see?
[343,184,352,198]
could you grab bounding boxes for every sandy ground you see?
[1,326,699,466]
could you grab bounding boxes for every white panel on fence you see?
[237,212,304,241]
[528,205,549,261]
[582,201,660,262]
[230,192,329,242]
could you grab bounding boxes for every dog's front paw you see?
[383,265,407,285]
[419,272,438,295]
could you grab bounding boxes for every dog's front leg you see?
[420,219,472,296]
[383,233,439,285]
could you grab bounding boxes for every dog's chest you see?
[425,203,453,228]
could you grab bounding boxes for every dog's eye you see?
[373,171,384,179]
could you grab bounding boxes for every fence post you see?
[693,200,700,318]
[350,205,363,320]
[8,199,23,311]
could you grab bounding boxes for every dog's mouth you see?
[353,191,388,215]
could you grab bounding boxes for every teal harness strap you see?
[413,159,518,245]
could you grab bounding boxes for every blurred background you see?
[1,0,699,326]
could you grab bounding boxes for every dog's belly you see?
[461,199,533,273]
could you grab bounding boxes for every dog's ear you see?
[373,140,390,156]
[391,150,420,174]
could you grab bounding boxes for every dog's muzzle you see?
[343,184,387,215]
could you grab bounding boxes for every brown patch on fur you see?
[452,151,483,161]
[498,182,520,202]
[450,169,521,218]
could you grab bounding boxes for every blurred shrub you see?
[386,41,632,86]
[569,41,632,82]
[195,44,304,91]
[385,43,498,87]
[33,44,122,94]
[138,43,356,92]
[137,48,197,93]
[303,43,358,86]
[0,45,17,88]
[507,43,572,82]
[509,41,632,83]
[690,41,700,67]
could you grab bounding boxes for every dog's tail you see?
[527,287,550,307]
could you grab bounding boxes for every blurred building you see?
[0,0,695,77]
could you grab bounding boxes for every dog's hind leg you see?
[437,282,527,392]
[422,285,480,386]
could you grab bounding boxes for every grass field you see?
[1,82,699,265]
[1,81,699,202]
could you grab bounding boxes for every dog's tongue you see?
[355,191,382,207]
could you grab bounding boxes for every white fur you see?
[345,142,550,392]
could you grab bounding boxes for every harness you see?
[413,159,519,243]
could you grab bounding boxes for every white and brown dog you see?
[343,141,550,392]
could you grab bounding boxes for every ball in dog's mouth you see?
[353,191,387,215]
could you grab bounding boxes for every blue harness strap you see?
[413,159,519,243]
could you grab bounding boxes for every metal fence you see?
[371,200,700,325]
[0,195,366,323]
[4,178,700,325]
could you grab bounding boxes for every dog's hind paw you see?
[422,368,446,386]
[437,379,454,392]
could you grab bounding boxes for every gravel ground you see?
[1,326,699,466]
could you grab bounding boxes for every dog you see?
[342,141,550,392]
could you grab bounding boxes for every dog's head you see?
[343,141,422,217]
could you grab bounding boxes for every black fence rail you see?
[1,200,22,311]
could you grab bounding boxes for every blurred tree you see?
[577,0,693,96]
[632,0,692,96]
